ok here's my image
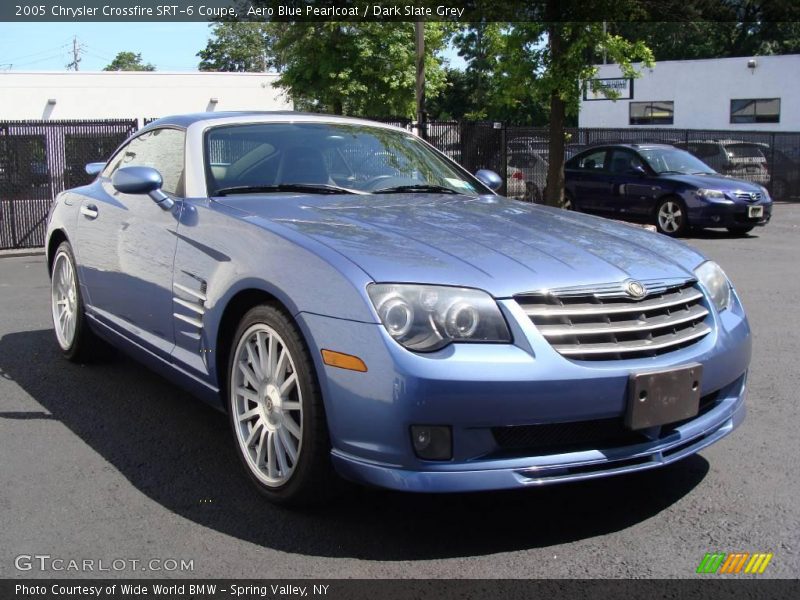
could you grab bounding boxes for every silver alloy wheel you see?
[231,324,303,487]
[563,196,573,210]
[51,250,78,350]
[657,201,683,233]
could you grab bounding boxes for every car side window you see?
[572,150,608,171]
[609,150,645,174]
[102,128,186,196]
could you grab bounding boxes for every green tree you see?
[537,22,652,207]
[612,0,800,60]
[269,22,449,118]
[613,21,800,60]
[103,51,155,72]
[197,22,274,72]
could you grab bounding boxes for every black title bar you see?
[3,0,800,22]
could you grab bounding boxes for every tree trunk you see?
[543,23,566,208]
[332,99,343,115]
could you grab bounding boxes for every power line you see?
[11,52,71,68]
[2,42,71,64]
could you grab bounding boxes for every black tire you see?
[49,241,103,362]
[654,196,689,237]
[727,225,755,236]
[563,191,577,211]
[771,179,787,201]
[524,182,542,204]
[226,304,338,506]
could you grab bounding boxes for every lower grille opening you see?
[490,391,720,458]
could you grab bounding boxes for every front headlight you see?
[759,185,771,200]
[694,261,732,312]
[367,284,511,352]
[695,189,728,200]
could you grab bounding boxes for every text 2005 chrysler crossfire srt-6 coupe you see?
[46,112,751,504]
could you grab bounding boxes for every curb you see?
[0,248,45,258]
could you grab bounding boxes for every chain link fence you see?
[0,120,137,249]
[1,117,798,249]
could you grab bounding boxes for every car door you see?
[565,148,612,212]
[75,127,185,360]
[606,149,663,216]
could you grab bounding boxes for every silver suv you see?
[677,139,769,185]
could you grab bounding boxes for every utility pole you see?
[66,36,82,71]
[415,21,425,138]
[602,22,607,64]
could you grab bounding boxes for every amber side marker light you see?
[321,349,368,372]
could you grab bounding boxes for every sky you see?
[0,22,465,72]
[0,22,212,71]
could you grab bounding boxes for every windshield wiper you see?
[214,183,363,196]
[657,170,687,175]
[373,184,460,194]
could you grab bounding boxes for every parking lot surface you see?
[1,204,799,579]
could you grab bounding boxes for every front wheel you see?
[50,241,102,361]
[227,305,337,505]
[727,225,755,235]
[655,197,689,236]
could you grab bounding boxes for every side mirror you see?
[112,166,174,210]
[85,162,105,177]
[475,169,503,191]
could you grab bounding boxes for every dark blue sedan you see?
[565,144,773,236]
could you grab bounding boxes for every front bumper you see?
[689,198,773,228]
[296,288,751,493]
[331,373,745,491]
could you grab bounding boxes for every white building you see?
[579,54,800,131]
[0,71,292,126]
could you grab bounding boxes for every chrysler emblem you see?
[625,280,647,299]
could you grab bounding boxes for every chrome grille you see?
[516,279,711,360]
[733,191,762,202]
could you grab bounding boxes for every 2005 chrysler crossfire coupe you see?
[46,113,751,504]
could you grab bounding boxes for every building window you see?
[629,101,674,125]
[730,98,780,124]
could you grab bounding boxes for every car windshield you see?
[205,122,483,197]
[638,147,716,175]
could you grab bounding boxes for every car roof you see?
[141,111,407,132]
[581,143,677,152]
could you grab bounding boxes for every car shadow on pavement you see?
[0,329,710,561]
[684,229,759,240]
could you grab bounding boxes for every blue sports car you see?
[564,143,773,236]
[46,113,751,505]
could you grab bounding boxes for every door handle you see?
[80,204,98,220]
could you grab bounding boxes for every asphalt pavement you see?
[1,204,798,579]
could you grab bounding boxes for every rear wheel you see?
[563,192,576,211]
[727,225,755,236]
[771,178,787,201]
[655,197,688,236]
[50,241,102,362]
[524,182,542,204]
[227,304,337,505]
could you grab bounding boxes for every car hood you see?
[665,172,764,192]
[215,193,706,297]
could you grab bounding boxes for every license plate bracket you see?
[748,205,764,218]
[626,364,703,430]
